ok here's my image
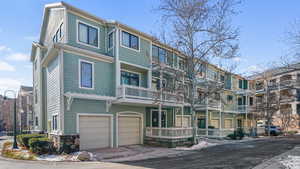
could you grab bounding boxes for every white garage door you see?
[79,115,111,150]
[118,116,141,146]
[176,116,191,127]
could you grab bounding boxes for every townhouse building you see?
[31,2,252,151]
[17,86,33,131]
[249,64,300,131]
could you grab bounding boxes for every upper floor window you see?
[178,58,186,70]
[78,22,99,47]
[121,70,140,87]
[122,31,139,50]
[108,32,113,49]
[79,60,94,89]
[227,95,233,103]
[53,23,63,43]
[207,69,218,81]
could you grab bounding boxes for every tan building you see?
[17,86,33,131]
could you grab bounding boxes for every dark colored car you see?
[265,126,282,136]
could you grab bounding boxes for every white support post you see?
[158,68,163,136]
[181,106,184,128]
[206,97,209,136]
[115,28,121,96]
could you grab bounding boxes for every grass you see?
[1,141,36,160]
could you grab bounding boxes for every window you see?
[80,60,93,89]
[52,115,58,131]
[239,79,243,89]
[122,31,139,50]
[108,32,113,49]
[249,97,254,106]
[178,58,185,70]
[220,75,225,82]
[207,69,218,80]
[78,22,98,47]
[121,71,140,86]
[152,45,174,66]
[35,116,38,126]
[227,95,233,103]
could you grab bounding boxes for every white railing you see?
[197,128,235,137]
[195,99,221,110]
[117,85,183,103]
[146,127,193,139]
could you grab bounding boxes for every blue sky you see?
[0,0,299,92]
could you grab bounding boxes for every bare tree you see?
[156,0,240,143]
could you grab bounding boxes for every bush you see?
[17,134,46,148]
[28,137,55,155]
[227,128,245,140]
[1,141,36,160]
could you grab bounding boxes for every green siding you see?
[67,12,108,55]
[119,38,151,68]
[64,99,147,147]
[63,52,115,96]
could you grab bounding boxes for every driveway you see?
[123,136,300,169]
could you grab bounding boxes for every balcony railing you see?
[197,128,235,137]
[117,85,184,103]
[145,127,193,139]
[195,99,221,110]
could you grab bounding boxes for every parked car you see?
[265,126,282,136]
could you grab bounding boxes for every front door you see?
[151,110,167,128]
[198,118,206,128]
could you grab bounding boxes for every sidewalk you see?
[253,146,300,169]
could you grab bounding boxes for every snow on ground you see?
[36,154,67,161]
[175,141,217,151]
[280,155,300,169]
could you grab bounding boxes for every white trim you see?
[76,113,113,148]
[120,69,142,87]
[59,50,64,134]
[62,44,114,63]
[50,113,59,134]
[150,109,167,128]
[78,59,95,90]
[64,92,115,100]
[64,7,68,44]
[76,19,100,49]
[120,60,150,70]
[108,29,115,51]
[116,111,144,148]
[120,29,140,52]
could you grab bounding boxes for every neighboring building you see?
[0,97,15,132]
[249,64,300,132]
[17,86,33,131]
[31,2,251,151]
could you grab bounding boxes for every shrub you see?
[1,141,36,160]
[17,134,46,148]
[28,137,55,155]
[227,128,245,140]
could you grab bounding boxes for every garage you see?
[176,115,191,127]
[118,114,142,146]
[78,114,112,150]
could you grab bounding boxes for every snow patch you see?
[280,155,300,169]
[36,154,67,161]
[175,141,217,151]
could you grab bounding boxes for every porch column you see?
[158,67,163,136]
[206,97,209,136]
[219,95,222,137]
[245,93,248,130]
[181,106,184,128]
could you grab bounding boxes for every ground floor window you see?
[151,110,167,128]
[224,119,233,129]
[52,115,58,131]
[198,118,206,128]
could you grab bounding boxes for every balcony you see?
[117,85,184,104]
[197,128,235,137]
[195,99,221,110]
[146,127,193,139]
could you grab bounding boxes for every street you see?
[0,136,299,169]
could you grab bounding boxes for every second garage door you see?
[79,115,111,150]
[118,116,141,146]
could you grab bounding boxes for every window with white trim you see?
[122,31,139,50]
[121,71,140,87]
[80,60,94,89]
[78,22,98,47]
[108,32,113,49]
[52,115,58,131]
